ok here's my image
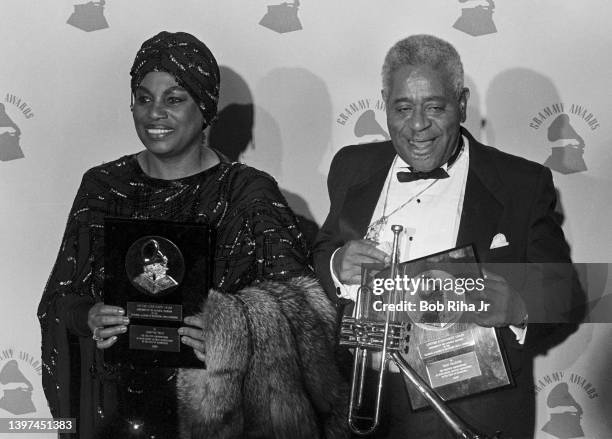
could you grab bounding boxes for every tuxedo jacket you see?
[313,127,579,438]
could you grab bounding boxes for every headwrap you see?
[130,31,220,127]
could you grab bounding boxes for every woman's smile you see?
[145,125,175,139]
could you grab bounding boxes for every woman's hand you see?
[87,302,129,349]
[179,316,206,363]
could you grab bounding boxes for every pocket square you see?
[490,233,509,249]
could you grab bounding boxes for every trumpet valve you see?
[340,317,409,351]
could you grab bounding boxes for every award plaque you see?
[103,217,214,368]
[361,245,512,410]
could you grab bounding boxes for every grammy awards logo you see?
[1,93,34,162]
[0,348,42,416]
[67,0,109,32]
[336,98,389,143]
[259,0,302,34]
[535,372,600,439]
[453,0,497,36]
[529,103,600,174]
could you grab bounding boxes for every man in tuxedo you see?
[314,34,577,438]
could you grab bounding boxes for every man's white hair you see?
[382,34,464,99]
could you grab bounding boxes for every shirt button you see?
[416,199,421,203]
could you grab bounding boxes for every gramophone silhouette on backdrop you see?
[67,0,109,32]
[0,360,35,415]
[354,109,389,141]
[259,0,302,33]
[541,382,585,439]
[453,0,497,36]
[544,114,587,174]
[0,103,23,162]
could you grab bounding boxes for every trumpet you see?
[339,225,499,438]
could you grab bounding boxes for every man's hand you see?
[467,269,528,327]
[333,239,390,285]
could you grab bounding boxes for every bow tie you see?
[396,168,449,182]
[396,137,464,183]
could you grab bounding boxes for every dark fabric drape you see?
[38,152,312,438]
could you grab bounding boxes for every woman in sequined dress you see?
[38,32,347,439]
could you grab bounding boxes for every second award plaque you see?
[104,217,214,369]
[359,245,512,410]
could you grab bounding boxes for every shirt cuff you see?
[330,248,359,302]
[509,324,528,345]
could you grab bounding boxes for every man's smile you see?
[408,139,435,149]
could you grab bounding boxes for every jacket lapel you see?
[339,142,396,240]
[456,129,505,262]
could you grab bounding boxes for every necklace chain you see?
[365,157,439,242]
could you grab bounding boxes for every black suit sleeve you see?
[520,166,584,348]
[313,149,351,302]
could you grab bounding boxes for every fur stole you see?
[177,277,349,439]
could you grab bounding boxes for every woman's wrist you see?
[64,296,96,337]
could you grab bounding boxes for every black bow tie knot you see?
[396,168,450,182]
[396,138,464,182]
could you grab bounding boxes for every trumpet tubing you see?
[340,224,500,438]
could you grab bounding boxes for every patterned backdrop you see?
[1,1,611,437]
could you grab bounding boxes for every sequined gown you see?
[38,153,311,438]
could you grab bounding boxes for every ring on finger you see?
[92,327,103,342]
